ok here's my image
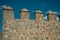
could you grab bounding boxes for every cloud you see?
[0,5,7,10]
[2,5,7,8]
[44,16,47,19]
[56,17,59,21]
[59,13,60,15]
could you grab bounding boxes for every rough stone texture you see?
[2,6,60,40]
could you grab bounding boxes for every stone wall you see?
[2,6,60,40]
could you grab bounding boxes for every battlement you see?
[2,6,60,40]
[3,6,60,22]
